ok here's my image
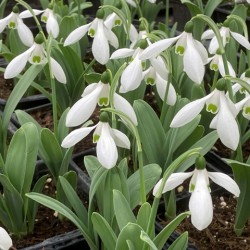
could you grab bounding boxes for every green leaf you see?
[134,100,166,166]
[59,176,88,225]
[226,160,250,236]
[181,0,202,16]
[84,155,102,179]
[3,65,43,131]
[26,192,97,249]
[40,128,64,178]
[137,202,151,231]
[58,107,70,144]
[115,223,145,250]
[91,212,117,250]
[128,164,162,209]
[5,123,39,194]
[15,110,42,131]
[154,212,190,249]
[113,190,136,231]
[204,0,223,17]
[140,231,158,250]
[167,232,189,250]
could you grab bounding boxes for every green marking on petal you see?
[88,28,95,37]
[240,87,246,94]
[32,56,41,63]
[211,64,218,71]
[146,78,155,85]
[244,106,250,115]
[207,103,218,114]
[226,36,230,43]
[176,46,185,55]
[114,19,121,26]
[141,61,146,69]
[189,183,195,192]
[9,22,16,29]
[42,16,48,22]
[93,134,100,143]
[98,97,109,106]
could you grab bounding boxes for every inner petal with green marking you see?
[207,103,218,114]
[32,56,41,63]
[88,28,95,37]
[176,46,185,55]
[42,16,48,22]
[146,77,155,85]
[93,134,100,143]
[98,97,109,106]
[8,21,16,29]
[211,64,218,71]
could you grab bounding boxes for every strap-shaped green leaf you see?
[137,202,151,232]
[128,163,161,209]
[140,231,158,250]
[167,232,188,250]
[113,190,136,231]
[153,212,190,249]
[40,128,64,178]
[91,212,117,250]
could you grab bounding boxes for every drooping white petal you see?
[201,29,214,40]
[92,20,109,65]
[104,13,117,29]
[215,93,239,150]
[16,20,34,47]
[129,23,139,44]
[46,12,59,38]
[139,36,180,60]
[19,9,44,18]
[114,93,138,125]
[155,74,176,105]
[194,40,208,65]
[230,31,250,50]
[66,85,103,127]
[120,57,143,92]
[189,170,213,230]
[82,82,99,97]
[235,97,250,114]
[208,36,220,55]
[153,172,193,196]
[208,172,240,197]
[0,15,10,33]
[4,46,33,78]
[64,23,91,46]
[150,56,168,79]
[111,128,131,149]
[110,48,135,59]
[96,123,118,169]
[0,227,12,250]
[170,97,208,127]
[50,58,66,84]
[183,35,205,84]
[218,55,236,77]
[61,126,96,148]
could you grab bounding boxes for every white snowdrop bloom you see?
[232,72,250,95]
[66,71,137,127]
[64,9,118,65]
[62,112,130,169]
[208,53,236,77]
[0,6,34,46]
[19,7,59,38]
[153,162,240,230]
[235,94,250,120]
[202,26,250,54]
[4,35,66,84]
[139,25,208,84]
[0,227,12,250]
[170,87,239,150]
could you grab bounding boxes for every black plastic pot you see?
[20,229,88,250]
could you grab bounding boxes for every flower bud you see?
[215,78,227,91]
[184,20,194,33]
[99,112,109,123]
[48,3,53,9]
[195,155,206,170]
[12,5,19,13]
[35,33,44,44]
[139,39,148,49]
[101,70,111,84]
[96,9,105,19]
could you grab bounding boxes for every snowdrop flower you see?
[0,6,34,47]
[208,53,236,77]
[66,71,137,127]
[0,227,12,250]
[170,83,239,150]
[139,21,208,84]
[231,71,250,95]
[4,34,66,84]
[202,25,250,54]
[111,40,177,105]
[153,156,240,230]
[62,112,130,169]
[235,94,250,120]
[64,9,118,65]
[19,5,59,38]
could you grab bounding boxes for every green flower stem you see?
[102,107,147,204]
[46,35,58,137]
[146,148,201,238]
[165,0,170,35]
[211,70,219,90]
[135,0,143,19]
[0,0,7,19]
